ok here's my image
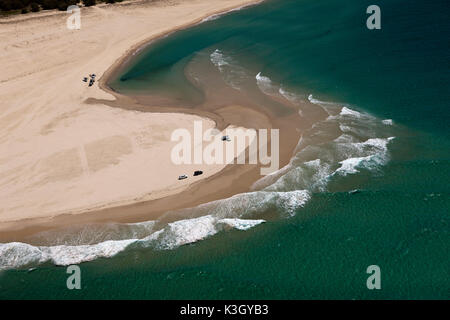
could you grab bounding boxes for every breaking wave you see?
[256,94,395,193]
[0,217,266,270]
[256,72,279,96]
[0,190,310,270]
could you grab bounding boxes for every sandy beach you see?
[0,0,302,241]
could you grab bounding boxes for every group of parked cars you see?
[82,74,96,87]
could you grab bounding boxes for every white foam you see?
[0,242,44,270]
[141,216,266,250]
[0,239,136,270]
[382,119,393,125]
[308,94,321,105]
[218,218,265,230]
[278,190,311,216]
[340,107,361,118]
[189,190,311,220]
[210,49,249,90]
[202,14,221,22]
[308,95,375,120]
[307,94,339,116]
[141,215,218,250]
[334,137,394,175]
[264,159,332,193]
[0,215,269,270]
[210,49,229,69]
[304,160,332,191]
[308,94,340,106]
[256,72,278,96]
[336,156,370,175]
[361,137,395,149]
[279,87,303,104]
[42,239,136,266]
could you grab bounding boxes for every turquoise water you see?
[1,0,449,299]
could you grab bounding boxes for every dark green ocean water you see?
[1,0,449,299]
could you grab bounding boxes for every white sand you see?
[0,0,259,225]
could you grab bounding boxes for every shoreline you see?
[0,0,304,242]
